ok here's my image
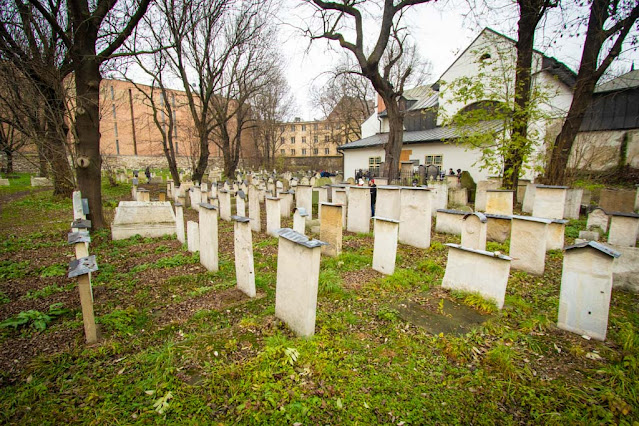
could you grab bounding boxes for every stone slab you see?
[111,201,176,240]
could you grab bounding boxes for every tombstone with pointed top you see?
[199,203,218,272]
[372,217,400,275]
[557,241,621,341]
[266,197,281,237]
[510,215,551,275]
[462,212,488,250]
[232,216,255,297]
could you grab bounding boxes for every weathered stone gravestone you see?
[461,213,487,250]
[485,213,511,243]
[564,188,583,219]
[199,203,219,272]
[376,186,401,220]
[280,191,293,218]
[510,215,551,275]
[333,189,348,228]
[175,202,186,244]
[232,216,255,298]
[248,185,261,233]
[31,176,52,187]
[399,187,431,248]
[316,187,328,219]
[236,190,246,217]
[547,219,569,251]
[319,203,343,257]
[485,190,514,216]
[442,244,512,310]
[607,212,639,247]
[434,209,465,236]
[218,190,232,221]
[293,207,309,235]
[578,230,600,241]
[557,241,620,341]
[137,189,150,202]
[475,180,501,212]
[347,186,371,233]
[111,201,177,240]
[521,182,536,213]
[372,217,400,275]
[189,187,201,211]
[187,221,200,253]
[265,197,282,237]
[296,185,313,220]
[275,229,327,337]
[0,178,9,186]
[532,185,567,220]
[448,188,468,207]
[586,208,609,233]
[446,175,460,189]
[517,179,530,204]
[429,181,448,216]
[600,188,636,213]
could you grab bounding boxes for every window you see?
[110,86,115,100]
[313,136,318,143]
[290,124,295,131]
[425,155,443,166]
[291,149,296,155]
[290,136,295,144]
[324,148,329,155]
[301,124,306,131]
[281,137,285,144]
[325,123,330,130]
[302,136,306,143]
[368,156,382,175]
[281,149,285,155]
[112,104,116,119]
[313,123,318,131]
[173,124,178,138]
[313,148,318,155]
[324,135,329,143]
[280,125,285,132]
[302,148,307,155]
[113,122,118,137]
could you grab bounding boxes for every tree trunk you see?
[4,150,13,174]
[382,96,403,180]
[192,132,209,183]
[163,134,181,186]
[73,38,105,228]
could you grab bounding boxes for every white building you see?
[339,28,576,181]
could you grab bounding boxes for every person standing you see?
[369,179,377,216]
[145,166,151,183]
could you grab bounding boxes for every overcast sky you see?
[277,0,639,120]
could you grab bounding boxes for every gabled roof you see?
[595,69,639,93]
[338,120,503,150]
[378,86,438,117]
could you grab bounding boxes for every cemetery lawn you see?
[1,183,638,424]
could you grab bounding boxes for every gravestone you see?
[218,190,232,221]
[608,212,639,247]
[532,185,567,220]
[485,213,511,243]
[557,241,620,341]
[187,221,200,253]
[319,203,343,257]
[293,207,309,235]
[521,182,536,213]
[275,229,327,337]
[265,197,282,237]
[547,219,569,251]
[31,176,52,187]
[232,216,255,298]
[600,188,636,213]
[434,209,465,236]
[475,180,501,212]
[280,191,294,218]
[111,201,177,240]
[175,202,186,244]
[199,203,219,272]
[248,185,261,233]
[429,181,448,216]
[485,190,514,216]
[0,178,9,186]
[376,186,401,220]
[448,187,468,207]
[372,217,400,275]
[296,185,313,220]
[587,208,609,233]
[316,187,328,219]
[461,213,488,250]
[347,186,371,233]
[399,187,432,248]
[517,179,530,204]
[442,244,512,309]
[137,189,150,203]
[333,189,348,228]
[190,187,201,211]
[564,188,583,220]
[509,215,552,275]
[446,175,460,189]
[236,190,246,217]
[578,230,600,241]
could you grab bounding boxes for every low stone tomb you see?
[600,188,636,213]
[248,185,261,233]
[564,188,583,219]
[232,216,255,297]
[442,244,512,310]
[236,190,246,217]
[399,187,432,248]
[333,189,348,228]
[175,202,186,244]
[376,186,401,220]
[557,241,620,341]
[275,228,327,337]
[372,217,400,275]
[461,212,487,250]
[547,219,569,251]
[475,180,501,212]
[509,215,552,275]
[296,185,313,220]
[320,203,343,257]
[608,212,639,247]
[485,213,511,243]
[586,207,609,233]
[347,186,371,234]
[137,189,150,202]
[485,190,514,216]
[187,221,200,253]
[199,203,219,272]
[111,201,177,240]
[219,190,232,221]
[532,185,567,220]
[265,197,282,237]
[434,209,465,236]
[521,182,536,213]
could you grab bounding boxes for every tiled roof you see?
[338,120,503,150]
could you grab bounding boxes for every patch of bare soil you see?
[342,268,382,290]
[152,288,250,326]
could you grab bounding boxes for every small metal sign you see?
[81,198,90,214]
[68,231,91,245]
[68,255,98,278]
[71,219,92,229]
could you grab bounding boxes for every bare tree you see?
[304,0,433,179]
[545,0,639,184]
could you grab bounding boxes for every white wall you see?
[361,113,380,139]
[343,146,385,179]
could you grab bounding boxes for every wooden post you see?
[68,232,98,344]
